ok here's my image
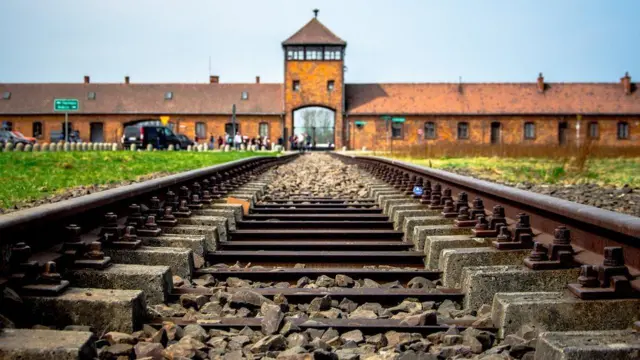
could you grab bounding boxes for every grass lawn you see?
[0,151,275,209]
[392,156,640,188]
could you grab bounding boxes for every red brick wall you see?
[0,114,283,145]
[348,115,640,150]
[284,60,344,148]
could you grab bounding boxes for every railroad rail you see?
[0,151,638,359]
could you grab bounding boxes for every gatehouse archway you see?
[292,106,335,150]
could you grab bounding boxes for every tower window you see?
[164,92,173,100]
[457,122,469,139]
[617,122,629,140]
[588,121,599,139]
[305,46,323,60]
[324,47,342,60]
[424,122,436,139]
[287,46,304,60]
[293,80,300,92]
[327,80,335,92]
[241,91,248,100]
[524,122,535,139]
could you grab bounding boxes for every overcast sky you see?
[1,0,638,84]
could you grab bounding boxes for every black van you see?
[122,123,182,150]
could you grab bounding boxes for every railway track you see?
[0,152,638,359]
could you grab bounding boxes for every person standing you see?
[217,135,224,149]
[234,132,242,150]
[209,133,214,150]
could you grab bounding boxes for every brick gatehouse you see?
[1,15,638,149]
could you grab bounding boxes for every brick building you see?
[1,15,638,149]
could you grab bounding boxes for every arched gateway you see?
[293,106,336,149]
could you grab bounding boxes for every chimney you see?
[124,76,130,84]
[621,72,631,95]
[537,73,545,93]
[84,75,90,84]
[210,75,219,84]
[256,76,260,84]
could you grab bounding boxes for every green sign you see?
[54,99,79,111]
[354,121,367,126]
[392,117,405,123]
[381,115,392,121]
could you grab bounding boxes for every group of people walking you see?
[206,133,272,150]
[289,133,313,152]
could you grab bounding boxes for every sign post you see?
[381,116,392,154]
[232,104,237,148]
[53,99,79,142]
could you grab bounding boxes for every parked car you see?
[176,134,196,148]
[50,130,82,143]
[122,124,182,150]
[0,130,35,146]
[11,131,36,143]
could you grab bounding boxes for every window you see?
[457,122,469,139]
[324,47,342,60]
[1,121,12,131]
[33,121,43,138]
[2,91,10,100]
[424,122,436,139]
[617,122,630,140]
[524,122,535,139]
[241,91,248,100]
[287,46,304,60]
[195,122,206,140]
[305,46,323,60]
[293,80,300,92]
[327,80,335,92]
[87,91,96,100]
[391,122,403,139]
[588,122,599,139]
[225,123,240,136]
[259,122,269,138]
[164,92,173,100]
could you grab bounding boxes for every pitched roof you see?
[282,18,346,46]
[0,83,284,115]
[345,82,640,115]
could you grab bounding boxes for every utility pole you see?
[232,104,237,148]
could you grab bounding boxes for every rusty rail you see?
[334,153,640,274]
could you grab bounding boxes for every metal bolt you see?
[496,225,512,242]
[66,224,82,242]
[553,226,571,245]
[457,206,470,221]
[103,212,118,227]
[603,247,625,267]
[41,261,62,284]
[475,215,489,230]
[129,204,142,216]
[85,241,104,260]
[528,242,548,261]
[492,205,505,219]
[577,265,599,288]
[443,200,455,213]
[145,215,158,230]
[516,213,531,228]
